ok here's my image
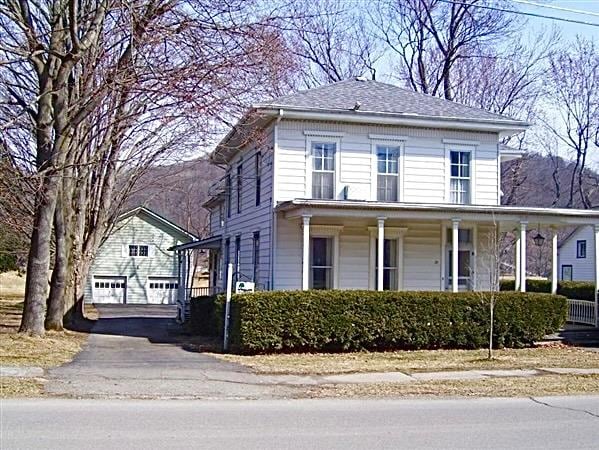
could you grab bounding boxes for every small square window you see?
[577,240,587,259]
[129,245,138,256]
[139,245,149,257]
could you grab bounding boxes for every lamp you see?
[532,231,545,247]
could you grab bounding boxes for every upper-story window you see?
[377,145,400,202]
[449,150,471,204]
[311,142,336,199]
[225,173,231,218]
[577,240,587,258]
[255,152,262,206]
[129,245,149,257]
[236,164,243,213]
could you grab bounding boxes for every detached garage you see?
[84,207,196,305]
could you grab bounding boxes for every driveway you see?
[46,305,294,399]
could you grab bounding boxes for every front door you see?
[447,250,472,290]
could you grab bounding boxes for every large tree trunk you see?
[45,198,69,331]
[20,174,60,335]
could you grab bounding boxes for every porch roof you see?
[276,199,599,227]
[168,234,222,251]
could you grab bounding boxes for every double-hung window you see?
[255,152,262,206]
[234,235,241,284]
[377,145,400,202]
[375,239,398,290]
[449,151,471,204]
[252,231,260,283]
[225,173,232,218]
[236,164,243,213]
[310,237,333,289]
[577,240,587,258]
[311,142,335,199]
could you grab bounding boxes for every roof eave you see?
[254,106,529,134]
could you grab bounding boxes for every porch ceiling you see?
[276,199,599,228]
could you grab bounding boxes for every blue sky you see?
[521,1,599,40]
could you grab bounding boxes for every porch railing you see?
[187,286,223,298]
[566,299,597,326]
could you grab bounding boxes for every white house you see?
[559,226,596,282]
[173,78,599,323]
[85,206,195,305]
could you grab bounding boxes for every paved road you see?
[2,397,599,449]
[47,305,294,399]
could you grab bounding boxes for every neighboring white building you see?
[85,207,195,305]
[173,79,599,320]
[559,226,596,282]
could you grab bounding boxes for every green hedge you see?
[500,279,595,301]
[222,290,566,354]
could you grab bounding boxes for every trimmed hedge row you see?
[212,290,567,354]
[499,279,596,301]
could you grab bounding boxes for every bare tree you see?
[373,0,518,100]
[544,37,599,209]
[287,0,382,88]
[1,0,292,334]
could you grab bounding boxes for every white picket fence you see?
[567,299,597,326]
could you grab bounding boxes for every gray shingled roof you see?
[256,78,521,123]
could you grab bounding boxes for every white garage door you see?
[147,278,178,305]
[93,276,126,304]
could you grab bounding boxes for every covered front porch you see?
[275,199,599,325]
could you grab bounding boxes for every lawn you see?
[0,281,90,398]
[217,346,599,375]
[307,374,599,398]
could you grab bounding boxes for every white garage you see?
[92,276,127,304]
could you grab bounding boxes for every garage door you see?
[147,278,178,305]
[93,276,126,304]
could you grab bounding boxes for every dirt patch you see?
[217,345,599,375]
[0,377,44,398]
[307,374,599,398]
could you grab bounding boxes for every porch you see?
[275,199,599,326]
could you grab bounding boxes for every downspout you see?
[270,109,283,291]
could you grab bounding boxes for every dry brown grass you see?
[0,295,87,368]
[0,377,44,398]
[0,271,26,297]
[217,346,599,375]
[307,374,599,398]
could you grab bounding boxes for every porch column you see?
[377,217,386,291]
[595,224,599,327]
[520,221,527,292]
[302,215,311,290]
[514,231,521,291]
[452,219,460,293]
[551,228,558,295]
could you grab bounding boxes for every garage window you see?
[129,245,149,257]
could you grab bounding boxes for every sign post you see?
[223,263,233,352]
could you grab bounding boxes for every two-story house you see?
[173,78,599,320]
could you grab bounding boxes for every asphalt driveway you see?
[46,305,294,399]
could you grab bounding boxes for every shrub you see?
[189,295,219,336]
[224,290,567,354]
[500,279,595,301]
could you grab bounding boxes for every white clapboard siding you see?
[558,226,596,282]
[84,214,186,304]
[217,127,274,290]
[275,120,500,205]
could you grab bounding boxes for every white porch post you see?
[595,224,599,327]
[551,228,558,295]
[520,221,527,293]
[377,217,386,291]
[302,215,311,290]
[452,219,460,293]
[514,231,521,291]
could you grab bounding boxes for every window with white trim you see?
[376,146,400,202]
[311,142,336,199]
[310,237,333,289]
[129,245,149,257]
[449,150,471,204]
[375,239,398,290]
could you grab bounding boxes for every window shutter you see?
[122,244,127,257]
[149,245,155,257]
